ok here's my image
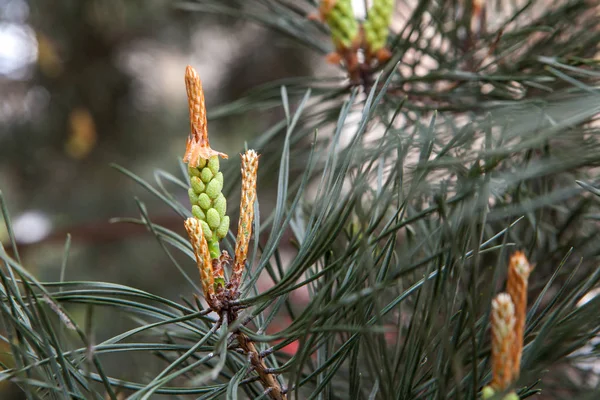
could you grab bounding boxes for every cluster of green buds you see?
[188,157,229,259]
[311,0,395,83]
[182,65,261,313]
[181,66,285,400]
[183,65,230,261]
[318,0,360,50]
[362,0,395,55]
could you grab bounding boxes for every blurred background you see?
[0,2,332,396]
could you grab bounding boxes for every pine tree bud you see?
[183,66,227,165]
[232,149,259,288]
[206,172,223,199]
[186,155,229,258]
[206,208,221,229]
[490,293,516,391]
[216,215,230,239]
[320,0,359,49]
[482,387,519,400]
[191,205,205,220]
[188,166,202,177]
[184,217,214,301]
[481,386,494,399]
[200,220,212,241]
[190,176,205,194]
[183,66,231,280]
[506,251,532,376]
[208,156,220,175]
[188,188,199,205]
[201,166,214,183]
[363,0,394,52]
[197,193,211,210]
[213,193,227,217]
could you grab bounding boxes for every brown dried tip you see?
[183,65,227,167]
[506,250,533,376]
[184,217,215,300]
[232,149,259,288]
[490,293,516,391]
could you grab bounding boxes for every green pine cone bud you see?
[216,215,230,239]
[187,154,229,260]
[325,0,359,48]
[206,173,223,199]
[481,387,494,399]
[368,14,381,30]
[197,193,211,210]
[200,167,214,183]
[367,33,377,48]
[190,176,205,194]
[199,220,213,241]
[338,18,357,42]
[214,170,224,185]
[213,193,227,217]
[206,208,221,229]
[207,156,219,175]
[191,205,205,220]
[364,0,394,52]
[503,394,519,400]
[329,26,348,47]
[188,188,199,205]
[336,0,352,15]
[188,166,201,178]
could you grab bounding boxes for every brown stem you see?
[237,333,287,400]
